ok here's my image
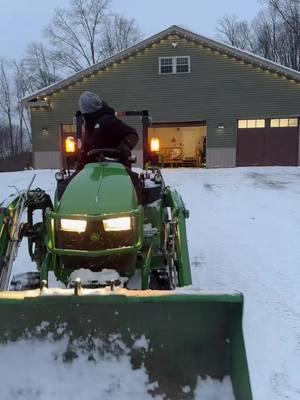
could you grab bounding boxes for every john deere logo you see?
[90,232,100,242]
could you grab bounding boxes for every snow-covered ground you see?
[0,167,300,399]
[163,167,300,400]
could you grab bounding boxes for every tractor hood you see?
[57,163,138,216]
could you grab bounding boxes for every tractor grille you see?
[61,254,136,273]
[55,220,136,251]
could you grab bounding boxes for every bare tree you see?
[216,2,300,71]
[267,0,300,69]
[0,59,15,155]
[267,0,300,33]
[45,0,111,72]
[0,123,12,158]
[253,7,281,61]
[216,15,254,51]
[0,1,142,158]
[101,14,142,58]
[44,0,142,72]
[0,59,32,157]
[13,60,32,151]
[23,42,60,91]
[16,42,61,149]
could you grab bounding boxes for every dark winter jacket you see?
[80,102,139,167]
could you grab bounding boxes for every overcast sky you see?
[0,0,261,59]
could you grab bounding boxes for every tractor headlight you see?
[103,217,131,232]
[60,219,87,233]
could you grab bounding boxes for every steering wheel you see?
[87,148,121,159]
[86,148,136,164]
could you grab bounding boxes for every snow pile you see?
[69,268,128,287]
[0,337,159,400]
[180,377,235,400]
[194,376,235,400]
[132,334,150,351]
[0,326,234,400]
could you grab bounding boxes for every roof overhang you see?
[22,24,300,107]
[26,100,50,109]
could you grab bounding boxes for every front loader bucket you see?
[0,290,252,400]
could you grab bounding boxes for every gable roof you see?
[22,24,300,105]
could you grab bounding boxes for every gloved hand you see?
[118,142,131,159]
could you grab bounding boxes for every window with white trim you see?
[160,57,173,74]
[159,56,190,74]
[176,57,189,73]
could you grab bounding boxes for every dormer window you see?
[159,56,190,74]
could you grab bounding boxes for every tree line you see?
[0,0,141,159]
[216,0,300,71]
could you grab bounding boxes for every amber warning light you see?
[150,137,160,152]
[65,136,76,153]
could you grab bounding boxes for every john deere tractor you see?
[0,111,252,400]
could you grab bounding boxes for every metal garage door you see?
[237,126,299,166]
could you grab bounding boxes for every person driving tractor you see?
[77,91,142,202]
[78,91,139,168]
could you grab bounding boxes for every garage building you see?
[23,25,300,168]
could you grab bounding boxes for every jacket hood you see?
[83,102,115,121]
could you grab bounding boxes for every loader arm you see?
[0,193,20,289]
[0,178,35,290]
[163,186,192,286]
[0,176,53,290]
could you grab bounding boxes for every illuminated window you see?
[271,119,279,127]
[159,56,190,74]
[238,120,247,129]
[62,124,76,134]
[289,118,298,127]
[256,119,265,128]
[280,119,289,127]
[238,119,266,129]
[247,120,256,128]
[271,118,298,127]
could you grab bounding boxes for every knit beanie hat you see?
[79,91,103,114]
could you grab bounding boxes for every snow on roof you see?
[22,24,300,106]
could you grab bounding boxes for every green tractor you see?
[0,113,252,399]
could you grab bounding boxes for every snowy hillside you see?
[0,167,300,400]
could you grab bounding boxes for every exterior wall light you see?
[217,123,225,129]
[150,137,160,152]
[65,136,76,154]
[42,127,48,135]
